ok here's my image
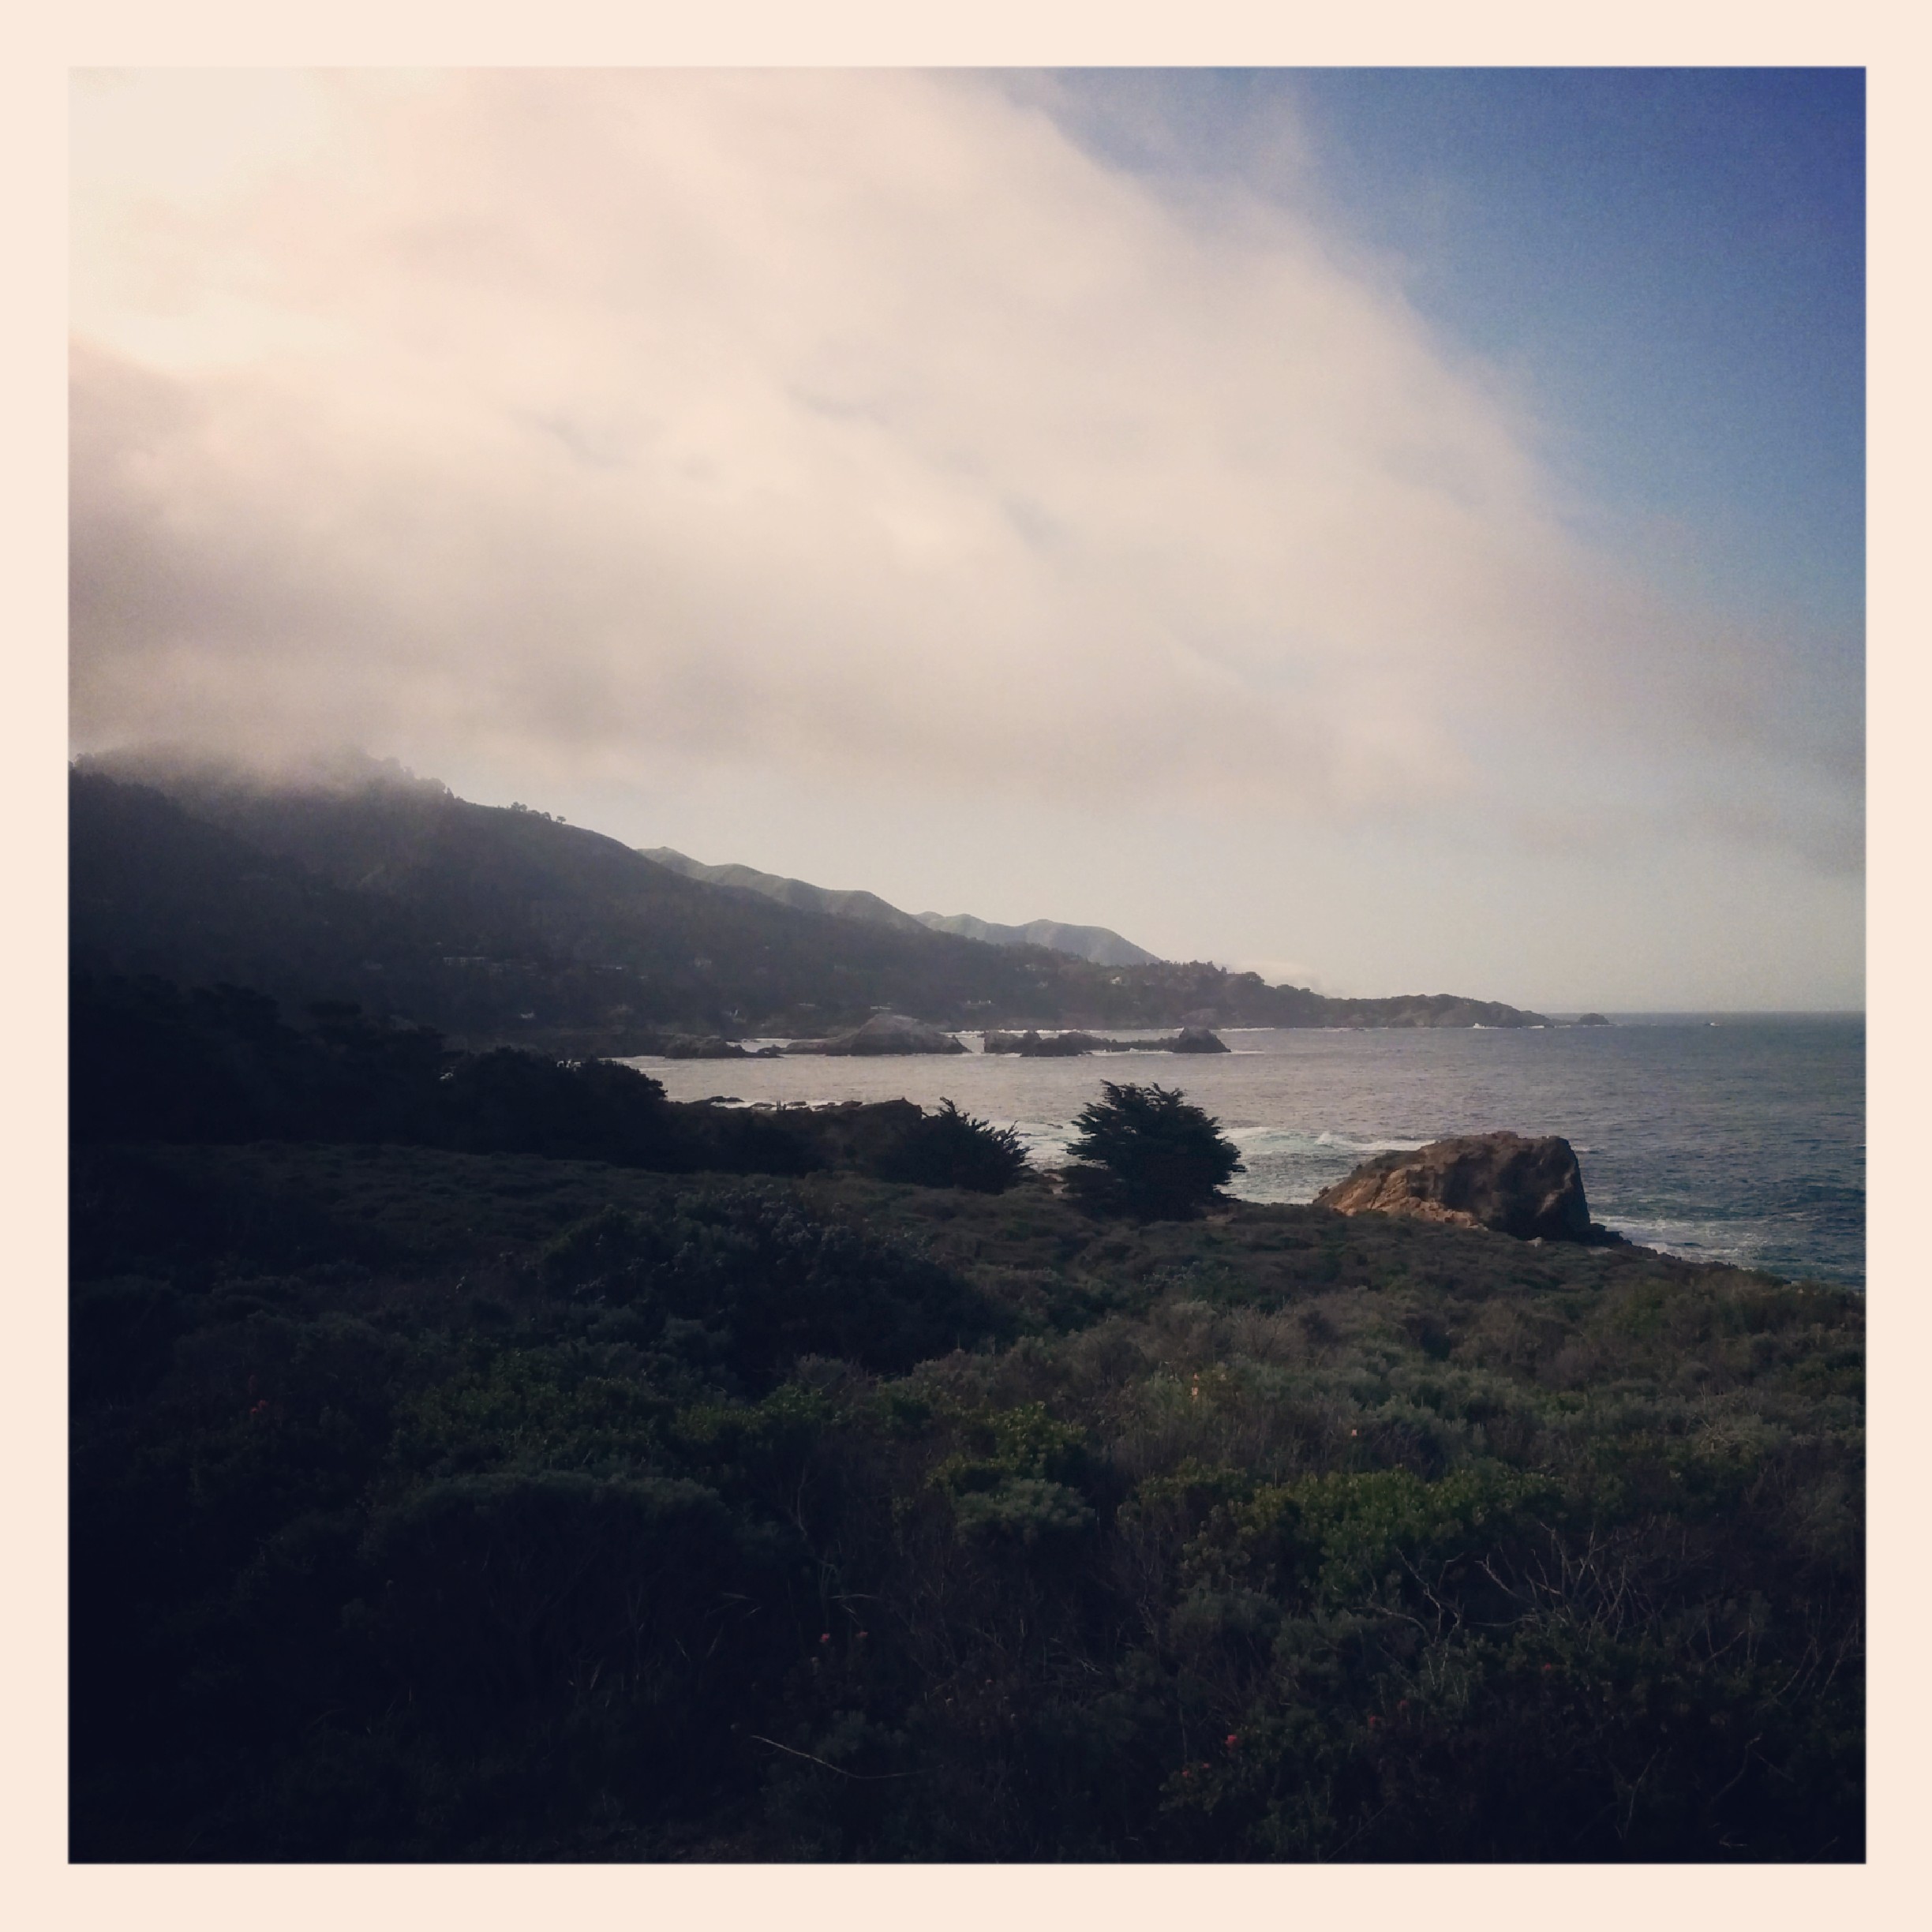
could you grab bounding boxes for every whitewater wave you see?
[1604,1215,1774,1272]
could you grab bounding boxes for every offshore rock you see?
[984,1028,1132,1056]
[815,1012,968,1056]
[1170,1025,1230,1053]
[1313,1131,1620,1244]
[659,1035,751,1058]
[983,1026,1230,1056]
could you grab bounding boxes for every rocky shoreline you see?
[642,1016,1239,1059]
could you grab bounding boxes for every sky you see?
[68,68,1865,1010]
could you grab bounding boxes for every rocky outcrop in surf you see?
[1170,1025,1230,1053]
[1313,1131,1625,1245]
[654,1035,783,1059]
[790,1013,969,1056]
[982,1026,1229,1056]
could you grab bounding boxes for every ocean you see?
[620,1015,1866,1288]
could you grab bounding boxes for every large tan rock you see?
[1313,1131,1608,1242]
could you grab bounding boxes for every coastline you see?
[619,1017,1866,1290]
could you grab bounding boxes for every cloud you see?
[69,69,1859,872]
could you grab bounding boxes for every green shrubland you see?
[71,1134,1862,1861]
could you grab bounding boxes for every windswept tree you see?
[1061,1081,1243,1219]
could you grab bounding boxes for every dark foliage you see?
[537,1192,1014,1391]
[71,973,676,1156]
[70,1132,1862,1862]
[71,975,1007,1189]
[869,1099,1030,1193]
[1062,1082,1245,1219]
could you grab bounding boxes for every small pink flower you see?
[819,1632,832,1645]
[1225,1734,1240,1748]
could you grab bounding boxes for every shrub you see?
[1062,1082,1243,1219]
[951,1477,1096,1544]
[355,1471,751,1721]
[872,1099,1031,1193]
[539,1189,1014,1388]
[436,1050,680,1164]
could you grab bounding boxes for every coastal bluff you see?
[1314,1130,1626,1245]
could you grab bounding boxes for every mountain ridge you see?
[70,753,1555,1045]
[912,908,1158,968]
[642,847,1160,967]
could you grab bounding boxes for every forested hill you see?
[70,763,1550,1047]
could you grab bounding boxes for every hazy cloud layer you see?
[72,70,1860,884]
